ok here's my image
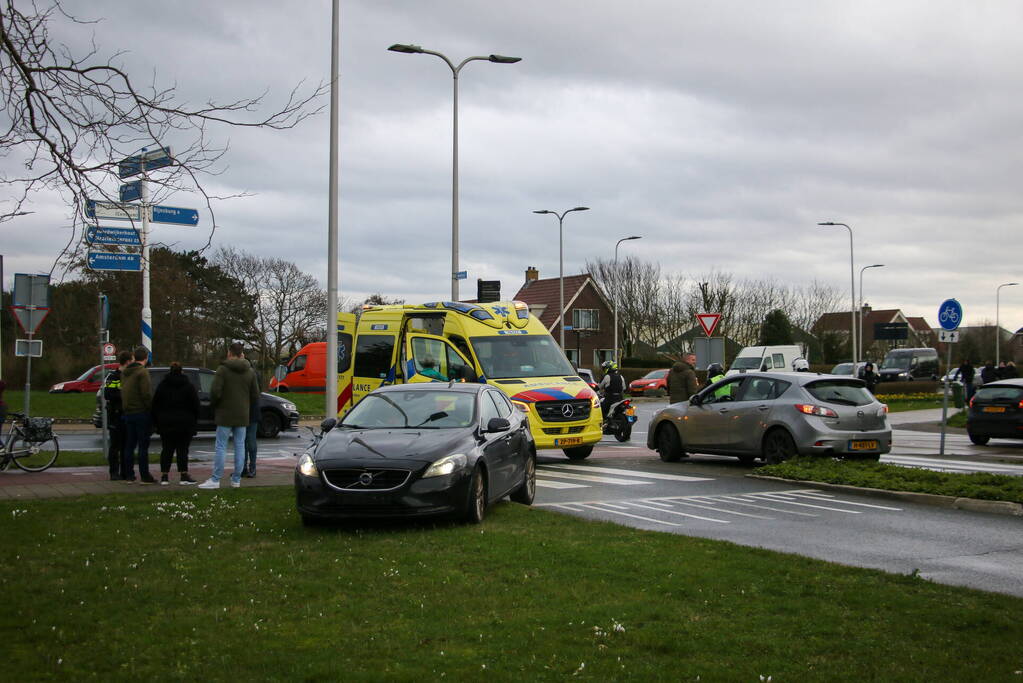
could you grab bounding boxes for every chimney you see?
[525,266,538,285]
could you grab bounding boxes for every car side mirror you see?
[458,365,478,383]
[486,417,511,433]
[320,417,337,433]
[689,394,703,406]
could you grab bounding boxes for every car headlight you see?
[282,402,297,411]
[298,453,319,477]
[511,400,530,413]
[590,394,600,408]
[52,383,64,391]
[422,453,467,478]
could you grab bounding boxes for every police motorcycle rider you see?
[597,361,633,441]
[705,362,733,399]
[792,358,810,372]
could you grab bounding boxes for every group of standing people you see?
[103,342,261,488]
[954,359,1018,401]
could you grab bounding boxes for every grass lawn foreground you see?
[2,488,1022,680]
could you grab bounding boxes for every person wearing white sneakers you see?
[199,343,259,490]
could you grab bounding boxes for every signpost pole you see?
[22,327,32,417]
[939,341,952,456]
[99,293,109,460]
[140,169,152,357]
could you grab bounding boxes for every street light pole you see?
[996,282,1019,367]
[858,263,884,364]
[389,43,521,302]
[613,236,642,364]
[818,222,857,367]
[533,207,590,352]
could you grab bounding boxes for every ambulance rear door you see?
[336,313,357,416]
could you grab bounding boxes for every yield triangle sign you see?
[696,313,721,337]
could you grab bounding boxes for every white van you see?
[726,345,805,376]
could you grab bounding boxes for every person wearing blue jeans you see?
[200,343,259,490]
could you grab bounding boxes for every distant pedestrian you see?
[103,350,133,480]
[200,342,259,489]
[120,346,155,484]
[1003,361,1019,379]
[667,353,699,404]
[152,363,200,486]
[955,360,976,401]
[981,360,999,385]
[244,356,261,478]
[859,362,879,393]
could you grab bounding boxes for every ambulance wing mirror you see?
[458,364,478,383]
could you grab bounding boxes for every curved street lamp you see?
[389,43,521,301]
[818,222,857,366]
[533,207,590,351]
[858,263,884,363]
[996,282,1019,366]
[614,236,642,364]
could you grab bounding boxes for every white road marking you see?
[543,463,712,482]
[535,479,587,489]
[712,495,819,516]
[629,499,764,521]
[748,492,863,513]
[644,498,772,519]
[536,470,653,485]
[884,455,1023,475]
[582,503,684,526]
[792,491,903,511]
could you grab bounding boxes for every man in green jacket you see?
[121,346,155,483]
[667,353,699,404]
[200,342,259,489]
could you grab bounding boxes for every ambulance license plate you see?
[849,440,878,451]
[983,406,1006,413]
[555,437,582,446]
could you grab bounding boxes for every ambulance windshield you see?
[471,335,576,379]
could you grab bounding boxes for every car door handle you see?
[718,408,729,414]
[757,405,770,411]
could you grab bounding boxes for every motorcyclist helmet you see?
[792,358,810,372]
[601,360,618,372]
[707,363,724,377]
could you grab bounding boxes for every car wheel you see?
[654,388,666,398]
[510,453,536,505]
[763,429,797,465]
[258,410,282,439]
[563,445,593,460]
[656,424,684,462]
[464,465,487,523]
[968,432,989,446]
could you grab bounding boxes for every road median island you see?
[3,487,1023,679]
[750,457,1023,516]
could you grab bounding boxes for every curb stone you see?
[746,474,1023,517]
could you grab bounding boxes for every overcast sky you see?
[4,0,1023,334]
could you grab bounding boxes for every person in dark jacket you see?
[243,356,261,478]
[597,361,625,418]
[152,363,200,486]
[1003,361,1019,379]
[120,346,155,483]
[103,350,133,480]
[200,342,259,489]
[667,353,699,404]
[859,362,880,394]
[980,361,999,385]
[954,360,976,401]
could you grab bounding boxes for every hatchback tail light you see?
[880,404,889,414]
[794,403,838,418]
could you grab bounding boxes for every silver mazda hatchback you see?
[646,371,891,465]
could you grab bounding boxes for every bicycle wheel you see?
[8,432,60,472]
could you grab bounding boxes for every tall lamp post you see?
[613,235,642,364]
[996,282,1019,366]
[818,221,857,366]
[533,207,590,351]
[858,263,884,364]
[389,43,521,301]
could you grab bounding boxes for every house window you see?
[573,309,599,331]
[565,349,579,366]
[594,349,614,367]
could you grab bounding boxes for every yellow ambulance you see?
[334,300,602,459]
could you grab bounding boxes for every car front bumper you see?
[295,467,472,520]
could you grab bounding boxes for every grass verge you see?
[2,488,1023,680]
[758,457,1023,504]
[4,391,97,419]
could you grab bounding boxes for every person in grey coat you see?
[199,342,259,489]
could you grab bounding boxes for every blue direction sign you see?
[118,146,173,178]
[87,251,142,272]
[938,298,963,331]
[87,226,142,247]
[150,204,199,226]
[85,199,142,221]
[119,180,142,202]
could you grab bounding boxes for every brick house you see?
[512,267,615,369]
[812,307,935,362]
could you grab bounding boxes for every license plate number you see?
[555,437,582,446]
[983,406,1006,413]
[849,440,878,451]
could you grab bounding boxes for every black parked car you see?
[93,366,299,438]
[966,378,1023,446]
[295,383,536,525]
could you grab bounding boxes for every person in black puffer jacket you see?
[152,363,200,485]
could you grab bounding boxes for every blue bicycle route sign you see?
[938,298,962,331]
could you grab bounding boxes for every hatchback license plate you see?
[849,440,878,451]
[555,437,582,446]
[983,406,1006,413]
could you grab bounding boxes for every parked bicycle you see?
[1,412,61,472]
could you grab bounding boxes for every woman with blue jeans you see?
[200,343,259,489]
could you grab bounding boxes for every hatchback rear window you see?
[974,386,1023,402]
[805,380,874,406]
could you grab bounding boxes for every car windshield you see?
[731,357,762,370]
[881,354,911,370]
[643,370,668,379]
[974,386,1023,402]
[341,391,476,429]
[75,366,97,381]
[830,363,852,375]
[471,335,576,379]
[805,380,875,406]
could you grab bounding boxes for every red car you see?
[49,363,119,393]
[628,369,669,397]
